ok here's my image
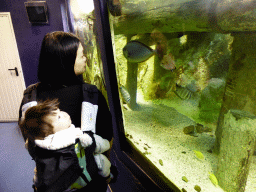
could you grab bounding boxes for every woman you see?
[18,31,114,191]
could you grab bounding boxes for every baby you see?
[20,99,113,191]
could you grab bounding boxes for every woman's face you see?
[74,43,87,75]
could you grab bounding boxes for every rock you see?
[194,185,201,192]
[182,176,188,182]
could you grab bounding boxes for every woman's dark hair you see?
[38,31,82,86]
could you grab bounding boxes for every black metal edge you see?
[93,0,181,191]
[93,0,126,152]
[65,0,76,33]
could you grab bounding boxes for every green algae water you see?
[109,1,256,191]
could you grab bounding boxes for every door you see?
[0,13,26,122]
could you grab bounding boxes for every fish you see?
[174,84,193,100]
[123,40,155,63]
[119,86,131,104]
[160,53,176,71]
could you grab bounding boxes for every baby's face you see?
[44,109,71,133]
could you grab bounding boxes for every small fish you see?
[209,172,218,186]
[160,53,176,71]
[120,86,131,104]
[123,40,155,63]
[193,150,204,160]
[174,84,193,100]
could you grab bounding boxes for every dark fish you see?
[120,86,131,104]
[123,40,155,63]
[174,84,193,100]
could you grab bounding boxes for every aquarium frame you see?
[93,0,180,191]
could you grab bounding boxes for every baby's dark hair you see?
[20,99,59,140]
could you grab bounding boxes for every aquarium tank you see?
[71,0,256,191]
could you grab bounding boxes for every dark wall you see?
[0,0,65,87]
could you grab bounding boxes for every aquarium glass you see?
[69,0,108,100]
[108,0,256,191]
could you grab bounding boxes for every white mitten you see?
[94,154,111,177]
[79,133,93,148]
[94,134,110,154]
